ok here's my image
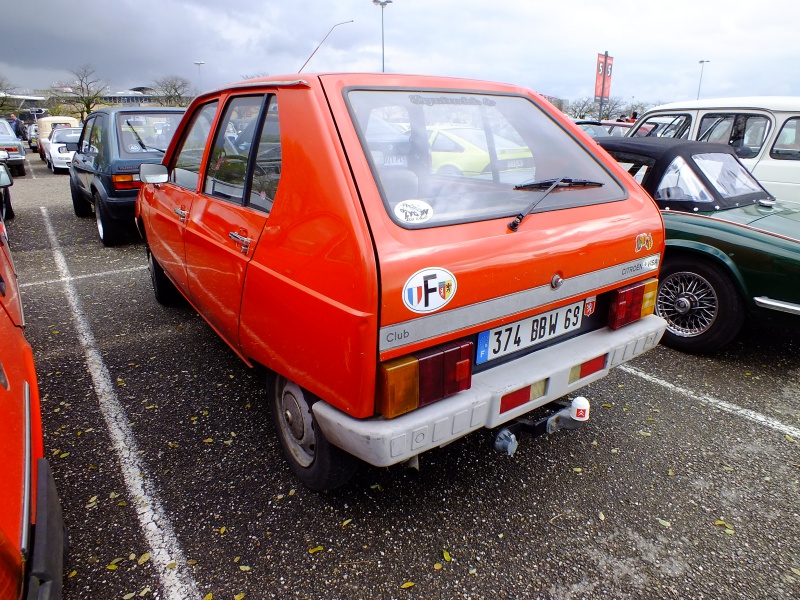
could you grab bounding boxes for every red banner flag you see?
[594,53,613,103]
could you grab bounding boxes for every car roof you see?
[87,106,186,117]
[647,96,800,112]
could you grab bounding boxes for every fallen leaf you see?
[657,518,671,528]
[724,529,735,535]
[203,438,213,443]
[110,492,120,499]
[234,556,241,563]
[638,431,652,437]
[400,582,415,589]
[602,403,612,408]
[668,469,675,477]
[342,519,352,527]
[110,558,124,565]
[790,567,800,576]
[129,554,136,561]
[166,562,177,569]
[573,467,583,473]
[202,595,212,600]
[138,552,150,565]
[239,566,251,572]
[786,435,795,443]
[118,501,127,507]
[123,594,135,600]
[599,512,605,522]
[68,570,77,578]
[610,448,619,454]
[722,465,734,472]
[443,550,451,562]
[434,563,442,570]
[219,526,226,535]
[288,489,295,496]
[59,453,70,459]
[234,594,245,600]
[187,560,198,565]
[139,588,150,597]
[106,564,118,571]
[370,484,383,492]
[309,546,323,554]
[469,568,477,574]
[89,496,98,504]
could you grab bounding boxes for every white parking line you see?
[24,156,36,179]
[40,207,200,599]
[620,364,800,438]
[19,266,147,288]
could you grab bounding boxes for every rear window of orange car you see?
[346,89,626,228]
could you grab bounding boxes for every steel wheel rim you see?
[276,379,316,467]
[95,200,104,238]
[656,271,718,337]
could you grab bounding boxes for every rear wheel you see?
[0,189,14,221]
[147,248,182,305]
[70,178,92,217]
[12,164,26,177]
[656,256,746,353]
[94,194,124,246]
[269,375,358,491]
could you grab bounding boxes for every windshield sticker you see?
[394,200,433,224]
[409,95,496,107]
[403,268,457,314]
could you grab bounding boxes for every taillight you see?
[608,278,657,330]
[112,173,142,191]
[377,341,473,419]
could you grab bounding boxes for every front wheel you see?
[269,375,358,491]
[147,249,182,306]
[656,257,746,353]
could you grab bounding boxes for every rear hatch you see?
[323,76,664,363]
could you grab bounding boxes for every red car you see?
[0,165,65,599]
[136,73,666,490]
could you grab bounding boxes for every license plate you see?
[384,154,408,166]
[476,301,585,364]
[506,159,524,168]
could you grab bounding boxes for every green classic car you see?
[598,137,800,353]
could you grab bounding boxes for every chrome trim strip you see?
[754,296,800,316]
[380,253,660,352]
[21,381,32,555]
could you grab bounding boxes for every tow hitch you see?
[494,396,590,457]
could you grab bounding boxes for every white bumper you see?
[313,315,666,467]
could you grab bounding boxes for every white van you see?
[628,97,800,201]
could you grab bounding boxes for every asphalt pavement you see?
[7,152,800,600]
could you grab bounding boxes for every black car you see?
[69,106,185,246]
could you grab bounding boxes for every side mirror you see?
[0,163,12,188]
[140,163,169,184]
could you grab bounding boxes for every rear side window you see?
[631,114,691,139]
[771,117,800,160]
[171,102,219,190]
[347,90,625,228]
[85,116,106,156]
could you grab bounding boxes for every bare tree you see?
[565,97,597,119]
[152,75,192,107]
[0,73,17,114]
[51,65,109,120]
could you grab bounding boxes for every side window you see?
[171,101,219,190]
[632,114,691,139]
[79,117,95,153]
[698,114,734,143]
[430,132,463,153]
[248,96,282,213]
[203,95,265,203]
[87,116,106,156]
[770,117,800,160]
[699,113,770,159]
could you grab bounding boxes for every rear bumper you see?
[25,459,65,600]
[314,315,666,467]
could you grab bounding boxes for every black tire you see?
[269,375,358,491]
[147,248,183,306]
[656,256,746,353]
[94,194,124,247]
[12,164,26,177]
[70,178,92,217]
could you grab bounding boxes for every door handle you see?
[228,231,252,255]
[174,207,189,222]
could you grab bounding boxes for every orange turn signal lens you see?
[608,278,658,330]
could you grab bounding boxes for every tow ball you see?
[494,396,591,457]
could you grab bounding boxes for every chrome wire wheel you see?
[656,270,718,337]
[274,377,316,468]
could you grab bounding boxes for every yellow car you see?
[427,126,534,178]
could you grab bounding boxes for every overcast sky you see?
[5,0,798,109]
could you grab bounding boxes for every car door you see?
[183,94,272,347]
[144,102,219,294]
[72,115,104,195]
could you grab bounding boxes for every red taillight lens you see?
[112,173,142,191]
[377,341,473,418]
[608,278,658,330]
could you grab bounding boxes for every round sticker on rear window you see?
[402,267,457,313]
[394,200,433,224]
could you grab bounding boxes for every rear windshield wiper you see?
[508,177,604,232]
[124,120,165,154]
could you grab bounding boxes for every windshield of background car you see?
[631,114,691,139]
[52,128,81,147]
[347,90,625,228]
[116,112,183,158]
[654,156,713,205]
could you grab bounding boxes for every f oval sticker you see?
[402,267,458,314]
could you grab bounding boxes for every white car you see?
[46,127,82,173]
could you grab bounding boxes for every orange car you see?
[0,166,65,599]
[136,73,667,490]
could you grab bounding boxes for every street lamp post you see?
[697,60,710,100]
[194,60,205,91]
[298,20,354,73]
[373,0,392,73]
